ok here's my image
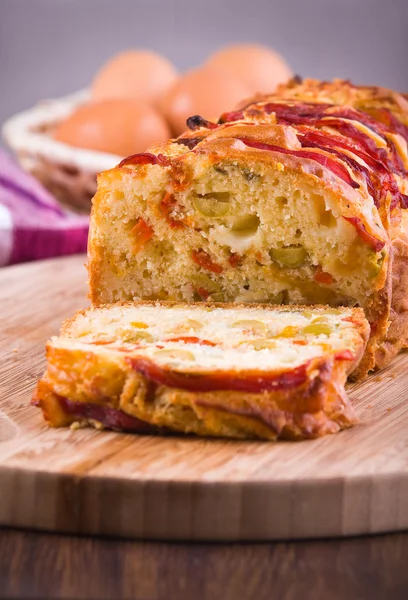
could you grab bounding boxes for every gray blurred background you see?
[1,0,407,127]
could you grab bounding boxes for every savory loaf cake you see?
[33,302,369,441]
[88,79,408,379]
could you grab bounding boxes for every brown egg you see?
[91,50,178,106]
[53,99,171,157]
[205,44,293,95]
[159,66,250,136]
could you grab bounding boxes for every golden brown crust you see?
[34,345,358,441]
[32,380,74,428]
[375,226,408,368]
[121,358,357,441]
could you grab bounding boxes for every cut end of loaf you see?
[89,147,387,310]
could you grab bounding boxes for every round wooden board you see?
[1,256,408,541]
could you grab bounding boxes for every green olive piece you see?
[193,193,231,218]
[269,291,284,305]
[231,215,260,235]
[302,323,332,336]
[270,245,308,268]
[210,292,225,302]
[311,317,328,324]
[122,330,154,343]
[194,275,222,293]
[367,251,385,279]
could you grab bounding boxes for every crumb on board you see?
[373,372,396,382]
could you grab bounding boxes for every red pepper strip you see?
[127,356,323,393]
[119,152,170,168]
[159,192,185,229]
[192,249,223,274]
[296,123,385,168]
[315,118,395,167]
[196,287,210,300]
[327,106,390,135]
[130,218,154,251]
[264,102,390,137]
[341,316,360,324]
[367,107,408,143]
[297,128,401,210]
[237,137,360,190]
[262,102,405,176]
[317,117,406,181]
[229,253,242,268]
[334,349,355,361]
[164,336,217,346]
[263,102,333,122]
[343,217,386,252]
[218,110,245,124]
[314,268,335,285]
[302,139,377,202]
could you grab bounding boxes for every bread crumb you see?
[89,419,104,430]
[12,348,18,353]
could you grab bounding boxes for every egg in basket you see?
[2,46,292,213]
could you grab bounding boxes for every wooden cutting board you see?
[1,255,407,541]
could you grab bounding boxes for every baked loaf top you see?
[34,302,369,440]
[88,79,408,379]
[243,77,408,131]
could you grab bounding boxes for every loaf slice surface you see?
[33,302,369,441]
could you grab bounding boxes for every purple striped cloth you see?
[0,150,89,266]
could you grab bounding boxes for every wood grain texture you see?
[0,255,408,541]
[1,527,408,600]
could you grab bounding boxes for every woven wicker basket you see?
[2,91,122,214]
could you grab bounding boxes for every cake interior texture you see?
[91,143,385,310]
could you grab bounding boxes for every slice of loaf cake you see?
[33,302,369,440]
[87,80,408,379]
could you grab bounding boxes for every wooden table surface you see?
[1,527,407,599]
